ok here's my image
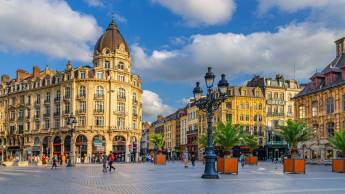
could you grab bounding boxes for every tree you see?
[149,133,164,153]
[329,130,345,158]
[214,121,242,157]
[242,134,258,155]
[198,133,208,149]
[277,120,313,159]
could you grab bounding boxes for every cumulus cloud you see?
[258,0,331,13]
[152,0,236,26]
[133,22,341,82]
[0,0,102,62]
[142,90,174,120]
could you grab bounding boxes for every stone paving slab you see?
[0,161,345,194]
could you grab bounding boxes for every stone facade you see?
[0,18,142,163]
[294,37,345,161]
[247,75,302,159]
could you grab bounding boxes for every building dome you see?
[94,17,129,55]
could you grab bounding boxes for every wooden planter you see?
[224,158,238,174]
[332,159,345,173]
[217,157,224,173]
[283,159,305,174]
[154,154,166,165]
[245,156,258,165]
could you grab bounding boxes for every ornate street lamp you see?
[67,114,77,167]
[193,67,229,179]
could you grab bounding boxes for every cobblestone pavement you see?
[1,161,345,194]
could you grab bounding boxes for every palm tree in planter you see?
[242,134,259,165]
[149,133,166,165]
[329,130,345,173]
[214,121,242,174]
[278,120,313,174]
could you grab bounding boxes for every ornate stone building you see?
[0,18,142,163]
[247,75,302,159]
[294,37,345,161]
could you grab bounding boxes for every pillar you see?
[136,138,140,162]
[87,138,92,164]
[106,136,113,154]
[320,145,325,161]
[49,138,53,159]
[333,149,337,159]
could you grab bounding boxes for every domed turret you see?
[94,17,129,56]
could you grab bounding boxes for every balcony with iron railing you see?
[94,94,104,100]
[63,95,71,101]
[44,99,51,105]
[53,112,60,117]
[54,97,61,103]
[94,109,104,114]
[267,112,285,117]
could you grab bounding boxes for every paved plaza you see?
[1,161,345,194]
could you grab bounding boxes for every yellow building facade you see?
[247,75,302,159]
[0,18,142,163]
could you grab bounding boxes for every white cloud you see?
[0,0,102,62]
[258,0,331,13]
[257,0,345,28]
[142,90,174,120]
[85,0,104,7]
[152,0,236,26]
[133,22,342,82]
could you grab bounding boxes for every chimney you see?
[33,66,40,78]
[335,37,345,57]
[16,69,31,82]
[1,74,10,83]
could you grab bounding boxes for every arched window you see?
[96,86,104,96]
[118,88,126,99]
[105,61,110,69]
[79,86,86,97]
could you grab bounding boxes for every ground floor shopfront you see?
[300,139,340,161]
[1,130,141,164]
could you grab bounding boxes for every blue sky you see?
[0,0,344,121]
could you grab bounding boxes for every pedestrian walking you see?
[108,151,116,172]
[191,152,196,167]
[182,148,189,168]
[51,155,57,170]
[102,154,108,173]
[240,153,245,168]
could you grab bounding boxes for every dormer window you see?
[96,72,104,79]
[80,72,86,79]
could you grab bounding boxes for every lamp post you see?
[193,67,229,179]
[67,114,77,167]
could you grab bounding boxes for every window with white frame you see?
[94,101,104,112]
[79,116,86,127]
[96,72,104,79]
[95,86,104,96]
[117,117,125,129]
[118,88,126,99]
[117,102,125,113]
[95,116,104,127]
[79,86,86,97]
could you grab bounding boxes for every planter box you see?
[332,159,345,173]
[283,159,305,174]
[245,156,257,165]
[217,157,224,173]
[154,154,166,165]
[224,158,238,174]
